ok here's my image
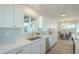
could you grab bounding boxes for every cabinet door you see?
[3,5,14,27]
[4,44,31,54]
[31,41,41,54]
[41,39,46,53]
[0,5,3,27]
[32,39,46,54]
[18,45,31,54]
[46,37,50,50]
[14,5,24,28]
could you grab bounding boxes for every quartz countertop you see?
[0,34,47,54]
[0,37,32,53]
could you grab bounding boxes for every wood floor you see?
[46,39,73,54]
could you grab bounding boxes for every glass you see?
[24,16,36,33]
[76,24,79,40]
[24,16,29,32]
[62,23,76,39]
[30,17,36,32]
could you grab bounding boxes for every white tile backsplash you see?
[0,28,22,44]
[23,33,33,38]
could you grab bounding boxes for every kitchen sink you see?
[27,36,42,41]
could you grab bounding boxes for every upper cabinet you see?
[0,5,3,27]
[14,5,24,28]
[3,5,14,27]
[0,5,24,28]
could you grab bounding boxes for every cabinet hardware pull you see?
[16,49,24,54]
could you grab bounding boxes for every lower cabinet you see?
[4,39,46,54]
[31,39,46,54]
[46,36,57,51]
[4,44,32,54]
[16,45,32,54]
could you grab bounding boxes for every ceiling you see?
[26,4,79,21]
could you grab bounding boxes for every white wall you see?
[42,14,57,30]
[24,5,39,17]
[58,19,77,31]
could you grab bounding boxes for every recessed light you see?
[61,13,67,16]
[60,10,68,16]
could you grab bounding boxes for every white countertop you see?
[0,37,32,53]
[0,34,48,54]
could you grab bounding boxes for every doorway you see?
[57,20,79,54]
[60,20,79,40]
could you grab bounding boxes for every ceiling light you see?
[60,10,68,17]
[61,13,67,16]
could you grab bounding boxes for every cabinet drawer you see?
[20,45,31,54]
[32,40,42,47]
[4,44,31,54]
[4,47,24,54]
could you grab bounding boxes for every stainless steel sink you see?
[27,36,42,41]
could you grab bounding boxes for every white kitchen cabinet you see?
[14,5,24,28]
[50,36,56,47]
[0,5,3,27]
[19,44,31,54]
[41,39,46,53]
[46,37,51,50]
[4,44,31,54]
[3,5,14,27]
[31,39,46,54]
[46,35,57,51]
[4,38,46,54]
[0,5,24,28]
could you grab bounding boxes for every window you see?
[24,16,29,32]
[24,16,36,33]
[62,23,76,39]
[62,23,75,32]
[30,17,36,32]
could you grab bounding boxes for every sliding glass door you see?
[62,23,76,39]
[76,21,79,40]
[61,20,79,40]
